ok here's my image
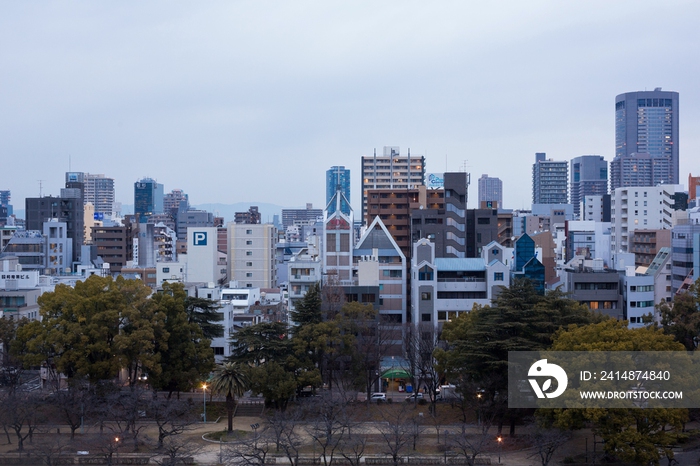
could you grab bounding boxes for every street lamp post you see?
[497,436,502,464]
[202,384,207,424]
[476,392,482,427]
[114,437,120,464]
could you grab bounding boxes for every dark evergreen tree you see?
[185,296,224,340]
[290,281,322,327]
[229,321,291,365]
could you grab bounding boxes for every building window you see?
[162,267,170,273]
[421,292,432,300]
[246,240,252,245]
[246,273,252,277]
[246,251,253,256]
[494,272,504,281]
[246,229,252,234]
[421,313,431,322]
[213,347,224,356]
[418,266,433,281]
[246,262,253,266]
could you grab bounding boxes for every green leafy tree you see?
[150,283,215,396]
[113,278,167,388]
[246,361,297,411]
[659,283,700,351]
[546,319,687,465]
[210,362,249,432]
[0,317,29,390]
[17,275,162,385]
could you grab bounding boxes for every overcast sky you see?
[2,1,700,217]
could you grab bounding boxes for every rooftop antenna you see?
[69,154,71,172]
[38,180,44,197]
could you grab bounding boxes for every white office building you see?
[610,187,673,254]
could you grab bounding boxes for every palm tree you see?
[209,362,249,432]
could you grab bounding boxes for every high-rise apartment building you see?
[164,189,189,217]
[326,166,351,215]
[361,147,425,223]
[227,223,277,289]
[282,204,323,229]
[366,186,443,258]
[532,153,568,205]
[25,194,84,265]
[410,173,467,258]
[134,178,164,219]
[65,173,115,217]
[234,206,261,225]
[612,88,679,190]
[92,221,136,273]
[570,156,608,219]
[86,174,115,217]
[610,186,673,254]
[477,174,502,208]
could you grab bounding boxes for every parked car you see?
[370,392,387,402]
[405,392,424,402]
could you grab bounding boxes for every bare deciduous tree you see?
[150,397,198,449]
[528,427,570,466]
[0,390,44,451]
[304,393,352,466]
[448,427,494,466]
[26,433,75,466]
[266,407,303,465]
[151,436,204,466]
[339,428,368,466]
[376,405,413,466]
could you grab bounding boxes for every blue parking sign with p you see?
[193,232,207,246]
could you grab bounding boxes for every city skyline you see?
[2,2,700,212]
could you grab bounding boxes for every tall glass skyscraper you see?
[612,88,679,190]
[134,177,164,219]
[326,166,351,215]
[570,155,607,219]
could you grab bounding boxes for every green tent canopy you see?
[381,368,411,379]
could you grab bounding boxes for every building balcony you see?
[437,281,487,292]
[290,274,317,282]
[436,298,489,311]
